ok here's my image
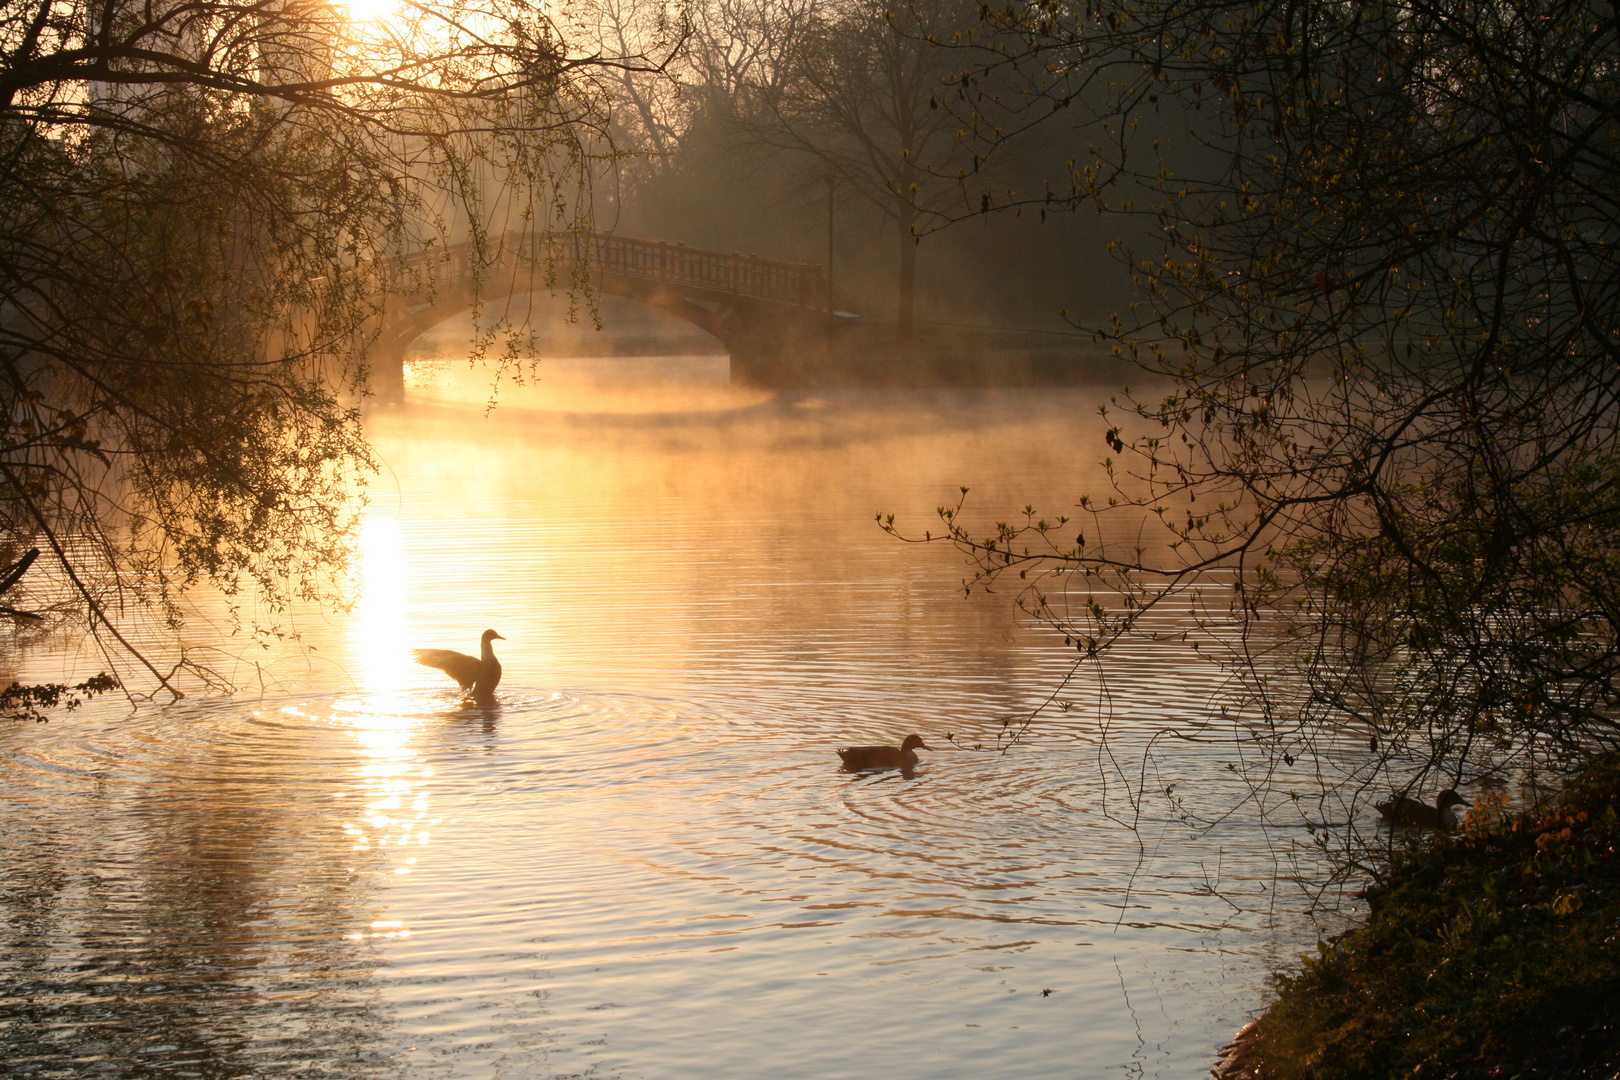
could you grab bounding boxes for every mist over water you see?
[0,310,1327,1078]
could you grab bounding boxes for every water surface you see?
[1,325,1324,1078]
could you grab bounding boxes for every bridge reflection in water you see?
[373,231,831,400]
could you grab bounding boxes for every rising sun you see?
[344,0,400,23]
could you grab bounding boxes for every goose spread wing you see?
[413,648,483,689]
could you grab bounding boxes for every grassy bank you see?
[1222,758,1620,1079]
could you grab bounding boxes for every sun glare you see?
[357,515,414,692]
[344,0,399,22]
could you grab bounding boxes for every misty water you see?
[1,301,1333,1079]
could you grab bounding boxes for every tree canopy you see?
[896,0,1620,874]
[0,0,650,703]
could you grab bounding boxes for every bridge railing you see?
[394,231,829,311]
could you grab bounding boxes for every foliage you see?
[1233,757,1620,1079]
[0,0,646,696]
[1,673,119,723]
[887,0,1620,871]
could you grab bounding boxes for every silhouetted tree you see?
[0,0,649,702]
[725,0,998,336]
[892,0,1620,875]
[572,0,690,182]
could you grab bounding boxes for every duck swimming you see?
[414,629,504,702]
[1375,788,1465,829]
[836,734,931,771]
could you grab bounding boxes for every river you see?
[0,308,1329,1079]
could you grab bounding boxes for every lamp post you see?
[825,174,836,313]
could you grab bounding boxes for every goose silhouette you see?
[1375,788,1465,829]
[414,629,504,702]
[836,734,931,771]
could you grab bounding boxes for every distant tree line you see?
[570,0,1121,334]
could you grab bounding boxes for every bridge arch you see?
[372,231,830,399]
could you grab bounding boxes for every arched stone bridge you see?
[372,230,831,399]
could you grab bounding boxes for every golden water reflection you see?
[405,353,772,414]
[346,722,436,936]
[357,516,413,692]
[285,686,446,942]
[0,337,1324,1079]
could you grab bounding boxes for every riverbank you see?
[405,298,1137,390]
[1216,757,1620,1079]
[731,317,1136,388]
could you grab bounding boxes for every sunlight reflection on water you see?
[0,325,1336,1079]
[358,518,414,693]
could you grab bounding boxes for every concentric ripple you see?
[3,382,1333,1079]
[1,669,1302,1079]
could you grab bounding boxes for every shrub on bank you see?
[1226,758,1620,1079]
